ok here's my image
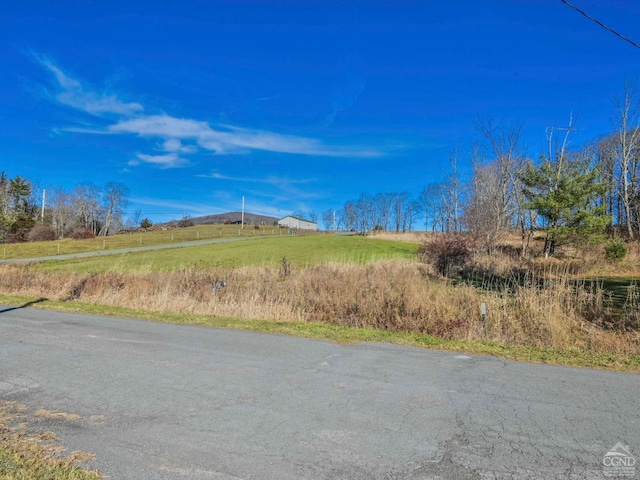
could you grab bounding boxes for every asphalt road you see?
[0,305,638,479]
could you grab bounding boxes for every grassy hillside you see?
[0,224,288,260]
[32,235,419,273]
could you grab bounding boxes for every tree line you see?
[326,81,640,258]
[322,191,423,234]
[0,173,129,243]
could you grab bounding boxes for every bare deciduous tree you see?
[98,182,129,236]
[463,162,505,254]
[402,199,422,232]
[71,183,101,234]
[50,188,73,238]
[420,182,446,231]
[613,81,640,238]
[443,148,462,232]
[322,209,336,231]
[392,191,409,232]
[595,136,618,227]
[474,117,527,254]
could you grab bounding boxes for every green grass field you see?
[31,235,419,273]
[1,224,287,260]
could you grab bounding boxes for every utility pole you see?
[241,196,245,229]
[41,189,46,221]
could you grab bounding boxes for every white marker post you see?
[480,302,487,338]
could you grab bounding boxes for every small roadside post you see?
[481,302,487,338]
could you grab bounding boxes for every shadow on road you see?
[0,298,48,314]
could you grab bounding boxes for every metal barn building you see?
[277,216,318,231]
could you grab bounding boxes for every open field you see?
[0,233,638,373]
[0,224,291,261]
[29,235,419,273]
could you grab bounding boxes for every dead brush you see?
[0,401,100,479]
[621,280,640,330]
[366,231,428,243]
[63,274,94,301]
[0,259,639,355]
[169,267,217,302]
[294,260,477,337]
[504,277,580,348]
[0,264,82,300]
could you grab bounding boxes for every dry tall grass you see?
[366,231,430,243]
[0,401,100,479]
[1,259,638,355]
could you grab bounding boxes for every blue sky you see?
[2,1,640,224]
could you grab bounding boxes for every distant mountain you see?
[163,212,279,226]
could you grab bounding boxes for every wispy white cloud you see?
[131,197,223,217]
[162,138,196,154]
[242,203,289,218]
[199,172,314,184]
[35,55,384,166]
[55,126,114,135]
[36,54,143,116]
[325,79,365,127]
[202,172,252,182]
[131,196,287,220]
[110,114,382,157]
[201,171,322,201]
[130,153,189,169]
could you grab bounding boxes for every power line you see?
[560,0,640,51]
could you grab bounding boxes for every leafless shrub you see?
[27,225,57,242]
[4,230,29,243]
[69,228,96,240]
[494,244,521,260]
[279,256,291,279]
[417,233,472,276]
[64,275,93,301]
[177,218,195,228]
